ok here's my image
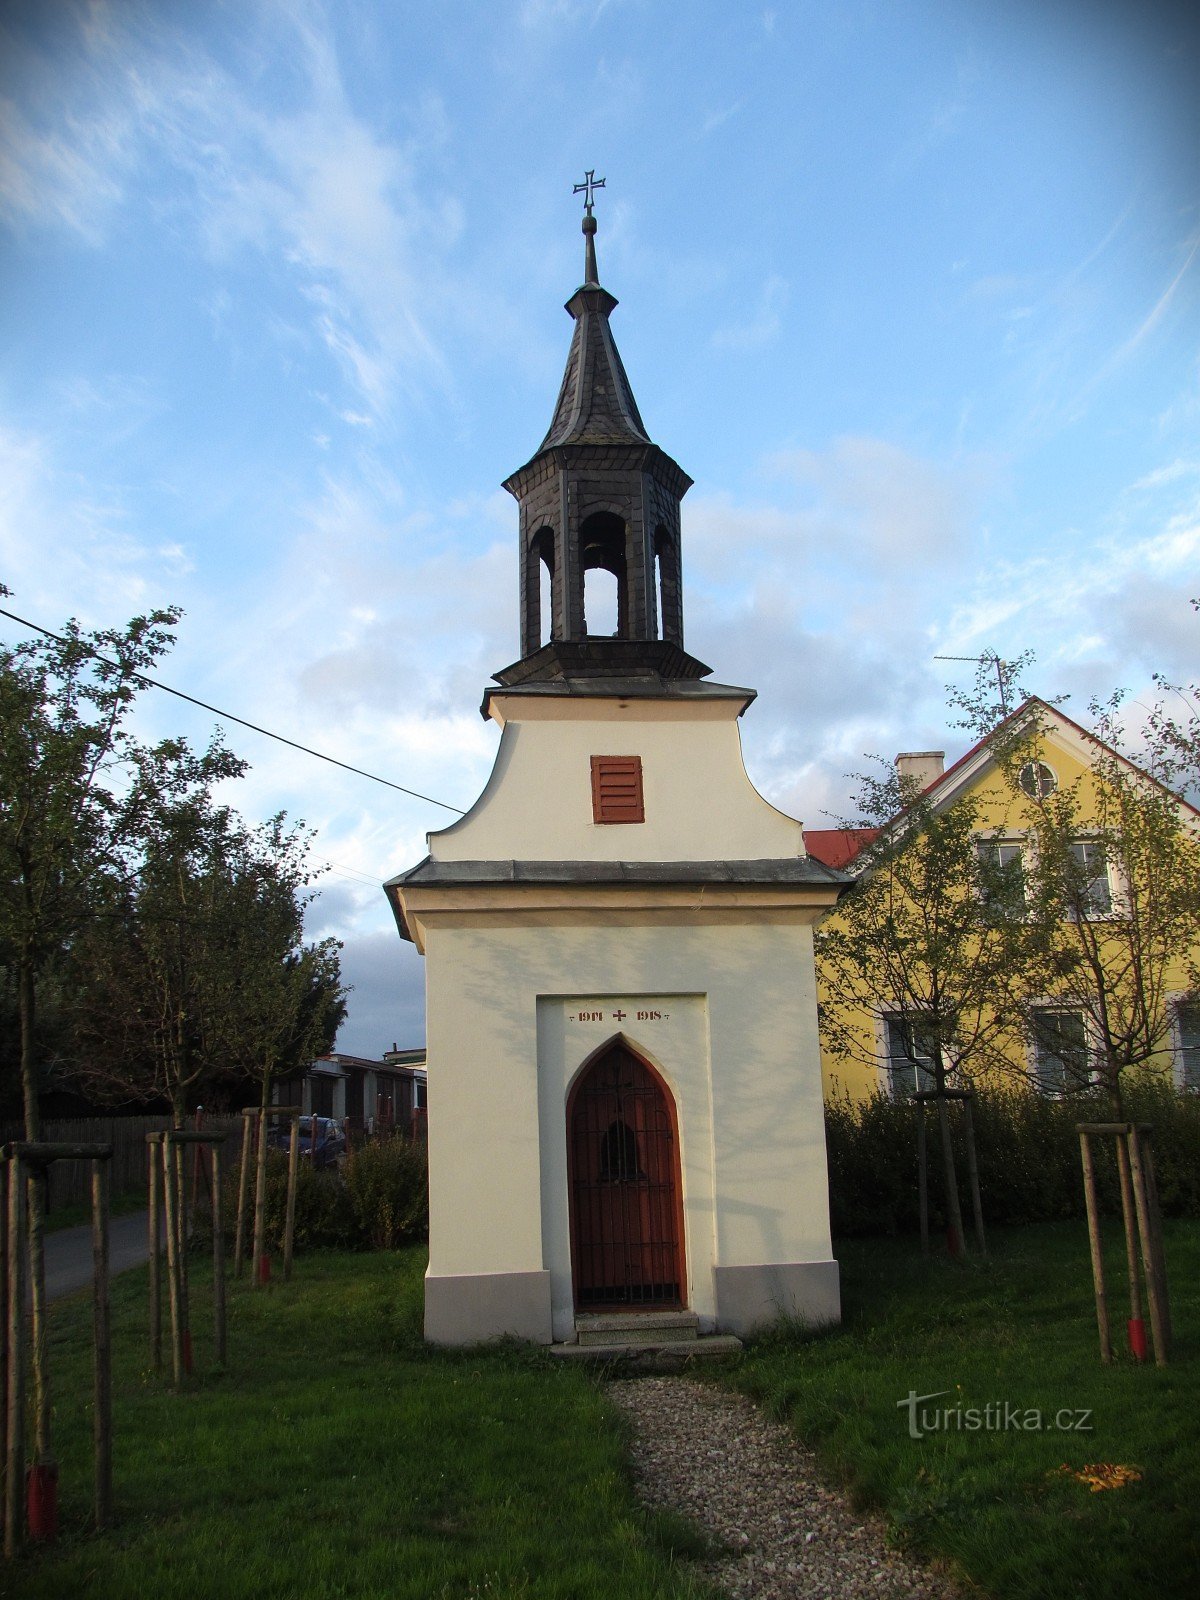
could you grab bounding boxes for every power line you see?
[0,604,467,815]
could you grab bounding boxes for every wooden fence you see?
[0,1115,245,1211]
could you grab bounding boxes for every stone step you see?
[575,1311,699,1346]
[549,1333,743,1368]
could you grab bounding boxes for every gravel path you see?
[608,1377,962,1600]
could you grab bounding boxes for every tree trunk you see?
[17,954,53,1482]
[251,1080,271,1285]
[18,954,40,1141]
[936,1094,967,1258]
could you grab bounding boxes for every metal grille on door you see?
[568,1045,683,1309]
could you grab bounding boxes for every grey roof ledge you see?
[492,638,714,690]
[386,857,851,890]
[482,672,756,718]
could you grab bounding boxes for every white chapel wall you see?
[429,702,806,865]
[423,915,835,1342]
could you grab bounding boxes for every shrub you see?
[203,1136,429,1255]
[259,1152,359,1251]
[344,1136,429,1249]
[826,1080,1200,1239]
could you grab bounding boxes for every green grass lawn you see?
[729,1219,1200,1600]
[4,1249,715,1600]
[7,1223,1199,1599]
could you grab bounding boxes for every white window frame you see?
[1018,759,1059,799]
[1168,994,1200,1092]
[974,832,1028,912]
[1026,1001,1095,1096]
[1067,837,1113,919]
[878,1010,939,1101]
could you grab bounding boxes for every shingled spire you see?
[495,180,709,687]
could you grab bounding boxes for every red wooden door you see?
[568,1045,684,1310]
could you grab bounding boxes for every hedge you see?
[825,1078,1200,1238]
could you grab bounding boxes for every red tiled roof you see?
[803,827,881,869]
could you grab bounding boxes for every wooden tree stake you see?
[915,1101,929,1256]
[1141,1142,1172,1349]
[4,1159,26,1557]
[252,1105,270,1286]
[1127,1127,1168,1366]
[161,1141,184,1387]
[234,1109,256,1279]
[146,1133,163,1372]
[212,1145,227,1366]
[172,1136,191,1370]
[1113,1134,1144,1351]
[27,1167,52,1474]
[91,1159,112,1530]
[284,1115,300,1282]
[1078,1130,1112,1363]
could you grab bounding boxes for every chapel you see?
[385,186,848,1349]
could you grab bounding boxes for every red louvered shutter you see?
[590,755,644,824]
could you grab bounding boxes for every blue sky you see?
[2,0,1197,1057]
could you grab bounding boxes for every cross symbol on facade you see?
[573,169,605,217]
[612,1008,627,1021]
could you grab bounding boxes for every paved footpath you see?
[44,1210,157,1302]
[609,1377,962,1600]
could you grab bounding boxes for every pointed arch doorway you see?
[567,1041,685,1311]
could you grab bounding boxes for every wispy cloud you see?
[0,420,185,620]
[768,435,989,568]
[2,4,461,422]
[519,0,614,27]
[700,100,743,136]
[711,273,787,350]
[1108,234,1200,367]
[0,7,136,244]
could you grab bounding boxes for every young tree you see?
[1000,699,1200,1116]
[208,815,347,1281]
[0,596,182,1135]
[67,734,249,1124]
[0,595,180,1492]
[1142,603,1200,802]
[817,758,1039,1253]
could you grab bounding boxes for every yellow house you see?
[806,699,1200,1106]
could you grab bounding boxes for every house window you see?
[1176,1002,1200,1091]
[1019,761,1058,798]
[885,1015,937,1100]
[977,838,1025,910]
[1068,840,1112,917]
[1030,1006,1090,1094]
[591,755,645,824]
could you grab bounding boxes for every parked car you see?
[267,1115,346,1170]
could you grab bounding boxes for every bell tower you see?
[497,174,709,686]
[386,176,846,1352]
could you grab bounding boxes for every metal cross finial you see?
[573,170,605,217]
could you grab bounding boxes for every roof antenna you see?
[572,169,605,285]
[935,650,1013,717]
